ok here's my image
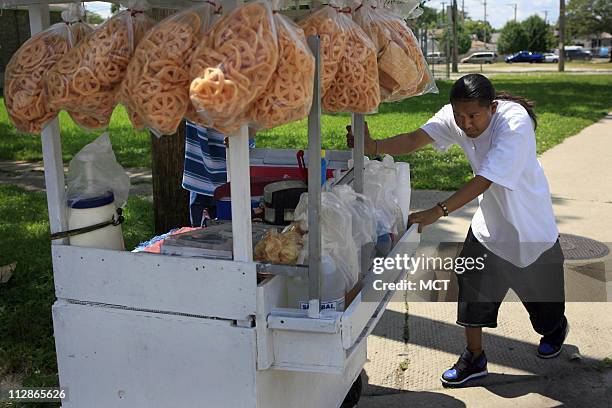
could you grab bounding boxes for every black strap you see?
[50,208,124,240]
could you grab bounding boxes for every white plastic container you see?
[67,191,125,250]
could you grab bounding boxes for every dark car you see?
[505,51,545,63]
[565,49,592,61]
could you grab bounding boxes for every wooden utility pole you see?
[149,7,190,233]
[559,0,565,72]
[451,0,458,73]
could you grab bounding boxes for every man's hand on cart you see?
[346,122,376,155]
[408,206,444,233]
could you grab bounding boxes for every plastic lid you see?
[68,191,115,209]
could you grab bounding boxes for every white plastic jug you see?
[286,254,348,311]
[67,191,125,250]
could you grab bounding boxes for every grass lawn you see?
[2,74,612,190]
[1,74,611,190]
[0,185,154,401]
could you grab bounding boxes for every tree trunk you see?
[148,7,190,234]
[558,0,565,72]
[451,0,459,73]
[150,122,190,234]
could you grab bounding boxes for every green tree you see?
[464,19,493,42]
[440,24,472,55]
[522,15,554,52]
[85,11,104,25]
[497,21,529,54]
[566,0,612,38]
[111,3,121,14]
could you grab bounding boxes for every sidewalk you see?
[359,114,612,407]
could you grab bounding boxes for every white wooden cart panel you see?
[53,245,257,321]
[52,300,257,408]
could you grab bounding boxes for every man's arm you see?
[373,129,434,156]
[408,176,492,232]
[347,124,434,155]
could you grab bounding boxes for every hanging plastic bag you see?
[324,1,380,114]
[65,133,131,208]
[120,2,222,135]
[353,0,437,102]
[248,0,315,130]
[4,3,92,133]
[363,157,403,237]
[45,0,155,130]
[300,1,380,114]
[298,4,347,94]
[189,0,279,134]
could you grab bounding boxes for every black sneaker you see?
[537,317,570,359]
[441,348,488,387]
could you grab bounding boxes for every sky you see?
[421,0,559,29]
[84,0,561,30]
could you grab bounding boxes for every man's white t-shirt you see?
[420,100,558,268]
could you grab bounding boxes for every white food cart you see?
[12,0,421,406]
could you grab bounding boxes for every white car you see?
[543,53,559,63]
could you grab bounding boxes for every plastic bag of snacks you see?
[298,3,347,95]
[189,0,279,133]
[45,0,155,130]
[120,2,222,135]
[324,4,380,113]
[354,0,437,102]
[248,0,315,129]
[4,3,92,133]
[300,1,380,114]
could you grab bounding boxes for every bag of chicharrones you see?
[121,2,223,135]
[300,0,380,114]
[247,0,315,130]
[189,0,279,134]
[3,3,92,133]
[353,0,437,102]
[44,0,155,130]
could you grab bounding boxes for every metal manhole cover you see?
[559,234,610,260]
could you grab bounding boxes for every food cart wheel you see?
[340,372,362,408]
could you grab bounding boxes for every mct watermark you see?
[370,253,487,292]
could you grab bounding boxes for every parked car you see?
[505,51,544,63]
[427,51,445,64]
[460,52,497,64]
[565,49,592,61]
[543,53,559,63]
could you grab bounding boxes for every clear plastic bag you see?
[353,0,437,102]
[66,133,131,208]
[300,1,380,114]
[4,3,92,134]
[294,191,360,293]
[363,157,404,237]
[331,185,377,249]
[299,4,347,94]
[45,0,155,130]
[189,0,279,133]
[248,0,315,130]
[120,2,222,135]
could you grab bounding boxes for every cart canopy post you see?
[28,2,68,243]
[228,126,253,262]
[351,113,365,194]
[306,35,321,318]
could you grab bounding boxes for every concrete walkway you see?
[359,113,612,407]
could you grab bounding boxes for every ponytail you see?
[450,74,537,129]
